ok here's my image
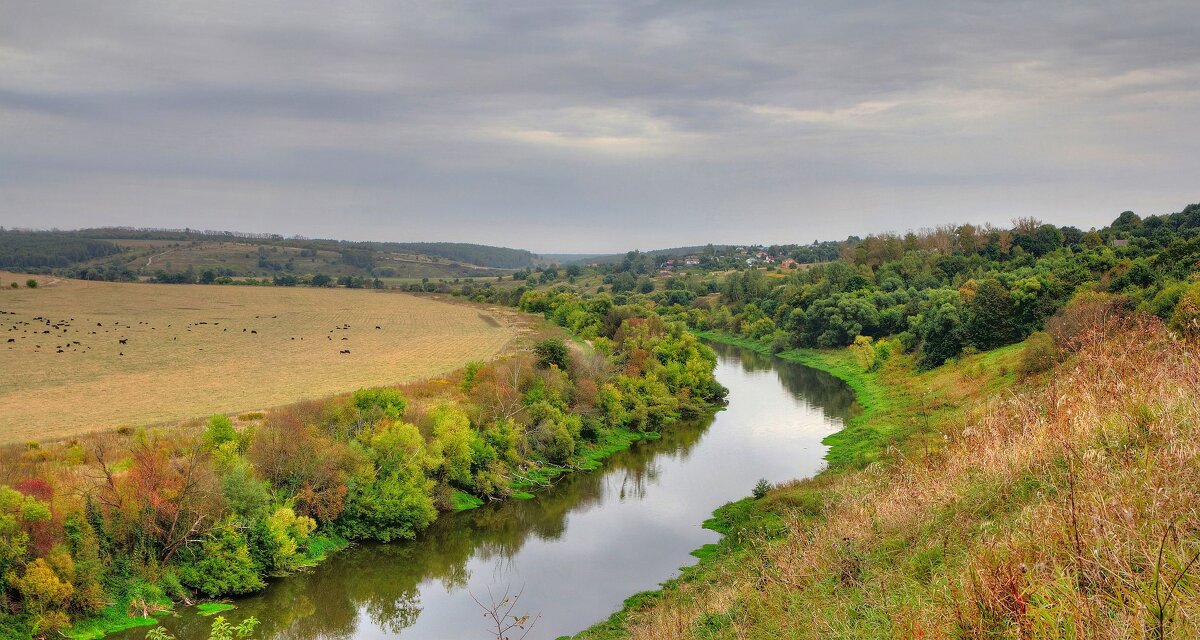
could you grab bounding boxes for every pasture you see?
[0,273,519,443]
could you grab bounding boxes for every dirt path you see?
[145,248,175,267]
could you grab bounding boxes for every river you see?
[119,340,858,640]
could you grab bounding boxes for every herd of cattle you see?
[2,309,382,356]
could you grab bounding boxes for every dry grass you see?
[0,273,519,443]
[611,319,1200,639]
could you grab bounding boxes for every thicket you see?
[669,204,1200,369]
[0,293,723,637]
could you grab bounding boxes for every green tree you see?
[221,463,271,521]
[338,422,436,542]
[916,293,964,369]
[177,523,265,597]
[962,278,1018,350]
[12,557,74,633]
[353,387,407,422]
[533,338,569,370]
[204,415,238,450]
[430,404,477,487]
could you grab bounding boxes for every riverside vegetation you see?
[579,304,1199,639]
[0,292,725,638]
[568,206,1200,638]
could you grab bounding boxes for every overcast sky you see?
[1,1,1197,253]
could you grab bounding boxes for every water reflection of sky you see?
[131,343,857,640]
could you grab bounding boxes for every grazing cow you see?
[251,330,257,334]
[119,338,128,344]
[340,349,351,354]
[375,326,381,329]
[6,338,13,343]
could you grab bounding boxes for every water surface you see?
[125,341,857,640]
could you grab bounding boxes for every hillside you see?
[580,315,1200,639]
[0,229,538,282]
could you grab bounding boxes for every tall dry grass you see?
[623,318,1200,639]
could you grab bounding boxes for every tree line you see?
[666,203,1199,369]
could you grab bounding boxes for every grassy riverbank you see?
[583,320,1200,638]
[576,329,1036,638]
[694,330,1021,470]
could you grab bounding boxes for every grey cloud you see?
[1,1,1198,251]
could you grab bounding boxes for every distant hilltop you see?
[0,227,541,282]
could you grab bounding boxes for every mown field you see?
[0,273,519,443]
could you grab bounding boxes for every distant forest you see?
[0,234,123,270]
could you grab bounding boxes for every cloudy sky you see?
[1,1,1197,252]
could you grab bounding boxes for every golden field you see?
[0,273,518,443]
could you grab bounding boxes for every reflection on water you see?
[708,341,861,421]
[119,342,857,640]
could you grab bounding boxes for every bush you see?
[177,524,265,597]
[769,330,791,354]
[753,478,772,499]
[1045,291,1127,350]
[25,279,37,289]
[1169,281,1200,341]
[1018,332,1058,376]
[203,415,237,450]
[533,338,569,370]
[352,387,407,421]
